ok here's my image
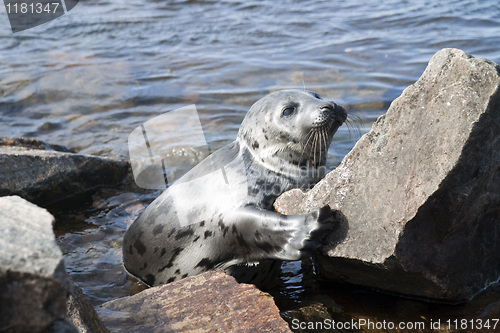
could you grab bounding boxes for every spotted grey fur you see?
[123,90,347,287]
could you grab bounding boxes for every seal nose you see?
[312,104,334,127]
[313,103,347,128]
[320,104,334,113]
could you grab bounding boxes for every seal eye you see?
[282,106,296,117]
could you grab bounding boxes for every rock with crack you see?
[275,48,500,302]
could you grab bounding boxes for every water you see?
[3,0,499,160]
[2,0,500,330]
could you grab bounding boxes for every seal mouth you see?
[300,125,333,168]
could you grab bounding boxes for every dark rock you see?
[0,196,70,333]
[0,137,133,206]
[64,276,109,333]
[275,48,500,302]
[282,303,337,333]
[0,137,74,153]
[98,270,292,332]
[281,296,345,333]
[42,319,79,333]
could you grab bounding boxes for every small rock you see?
[0,137,73,153]
[98,270,292,332]
[41,319,79,333]
[281,296,345,333]
[0,137,132,205]
[276,48,500,302]
[282,304,342,333]
[0,196,70,333]
[64,276,109,333]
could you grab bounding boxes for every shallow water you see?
[2,0,500,330]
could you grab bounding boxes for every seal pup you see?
[123,90,347,287]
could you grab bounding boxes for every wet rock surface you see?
[98,270,292,333]
[0,137,133,206]
[275,48,500,302]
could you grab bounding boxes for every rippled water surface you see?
[2,0,500,159]
[2,0,500,330]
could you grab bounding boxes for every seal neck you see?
[239,139,325,187]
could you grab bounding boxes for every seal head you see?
[239,89,346,184]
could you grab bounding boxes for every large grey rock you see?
[275,48,500,301]
[98,270,292,333]
[0,196,70,333]
[0,137,132,206]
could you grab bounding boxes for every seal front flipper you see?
[226,205,335,262]
[300,206,336,253]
